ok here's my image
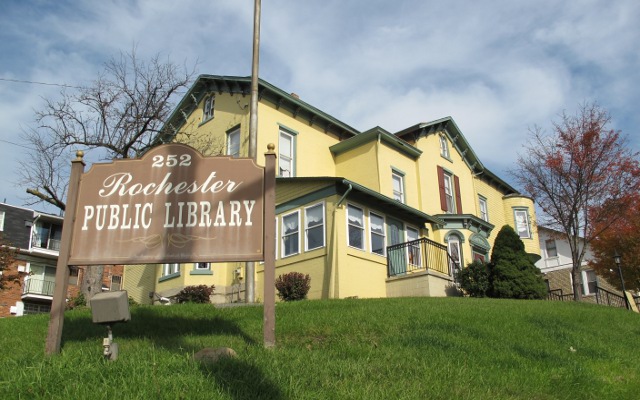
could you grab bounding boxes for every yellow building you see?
[123,75,539,304]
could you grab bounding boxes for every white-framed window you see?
[226,128,240,158]
[443,173,456,213]
[478,196,488,222]
[195,262,211,270]
[545,239,557,258]
[514,209,531,239]
[203,95,215,121]
[582,270,597,295]
[305,203,325,251]
[162,263,180,277]
[110,275,122,291]
[279,130,295,177]
[347,204,365,250]
[369,212,386,256]
[447,236,462,276]
[281,211,300,257]
[392,170,405,203]
[0,211,5,231]
[439,134,450,158]
[406,226,421,267]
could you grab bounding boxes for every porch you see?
[385,237,459,298]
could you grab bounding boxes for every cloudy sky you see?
[1,0,639,211]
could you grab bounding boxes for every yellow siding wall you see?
[256,101,341,176]
[474,178,508,247]
[175,93,249,157]
[503,196,540,255]
[334,141,380,190]
[376,143,420,209]
[123,264,156,305]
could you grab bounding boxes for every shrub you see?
[458,260,490,297]
[489,226,547,300]
[275,272,311,301]
[66,292,86,310]
[175,285,215,304]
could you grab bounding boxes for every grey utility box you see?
[90,291,131,325]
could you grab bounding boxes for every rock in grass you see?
[194,347,237,364]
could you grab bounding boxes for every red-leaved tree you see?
[588,193,640,293]
[513,103,640,301]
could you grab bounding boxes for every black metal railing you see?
[387,237,452,278]
[22,278,55,297]
[547,288,573,301]
[595,286,628,309]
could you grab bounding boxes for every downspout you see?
[330,181,353,299]
[337,182,353,207]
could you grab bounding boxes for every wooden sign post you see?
[46,144,277,354]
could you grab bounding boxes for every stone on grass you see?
[193,347,237,364]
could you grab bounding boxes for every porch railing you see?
[22,278,55,297]
[387,237,452,278]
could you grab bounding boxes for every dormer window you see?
[203,95,215,122]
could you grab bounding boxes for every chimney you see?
[290,93,300,99]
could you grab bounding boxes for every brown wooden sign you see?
[68,144,264,265]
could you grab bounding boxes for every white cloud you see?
[1,0,639,206]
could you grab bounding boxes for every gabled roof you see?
[158,75,360,144]
[330,126,422,159]
[395,116,519,195]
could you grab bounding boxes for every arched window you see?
[446,233,464,277]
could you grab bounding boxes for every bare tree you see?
[18,49,196,301]
[513,103,640,301]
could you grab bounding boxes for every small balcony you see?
[22,278,55,299]
[387,237,453,277]
[31,233,61,253]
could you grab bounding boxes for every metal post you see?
[263,144,276,348]
[46,151,85,355]
[613,251,629,310]
[246,0,261,303]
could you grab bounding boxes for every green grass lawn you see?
[0,297,638,399]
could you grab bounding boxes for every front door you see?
[387,217,406,275]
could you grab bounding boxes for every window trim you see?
[203,95,215,122]
[478,196,488,222]
[514,208,532,239]
[406,226,421,267]
[0,211,5,231]
[439,134,450,159]
[226,127,240,158]
[391,169,405,203]
[544,239,558,258]
[447,235,463,277]
[369,211,386,256]
[443,173,456,213]
[191,262,213,275]
[160,263,180,281]
[347,204,366,251]
[281,210,300,258]
[304,202,325,251]
[581,269,597,296]
[278,128,297,177]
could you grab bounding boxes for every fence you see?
[387,237,451,278]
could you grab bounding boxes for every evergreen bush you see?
[275,272,311,301]
[489,225,547,299]
[457,260,490,297]
[175,285,215,304]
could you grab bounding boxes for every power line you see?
[0,138,36,151]
[0,77,81,89]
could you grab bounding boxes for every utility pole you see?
[246,0,261,303]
